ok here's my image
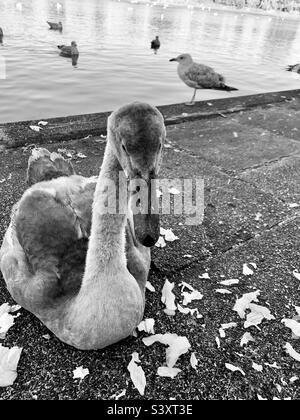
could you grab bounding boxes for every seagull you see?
[0,28,3,44]
[286,63,300,74]
[47,21,63,31]
[170,53,238,105]
[151,36,160,54]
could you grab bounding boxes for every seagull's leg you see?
[186,88,197,106]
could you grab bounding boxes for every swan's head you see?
[108,102,166,247]
[169,53,193,65]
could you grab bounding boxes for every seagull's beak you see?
[169,58,177,62]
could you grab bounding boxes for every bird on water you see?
[286,63,300,74]
[58,41,78,57]
[151,36,160,54]
[170,53,238,105]
[58,41,79,66]
[47,21,63,31]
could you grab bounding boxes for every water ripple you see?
[0,0,300,122]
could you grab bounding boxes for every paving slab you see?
[167,118,300,173]
[238,102,300,142]
[240,155,300,204]
[159,217,300,400]
[152,148,290,273]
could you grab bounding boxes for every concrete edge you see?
[1,89,300,150]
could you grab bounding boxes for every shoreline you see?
[116,0,300,20]
[1,88,300,150]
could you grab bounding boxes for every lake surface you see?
[0,0,300,123]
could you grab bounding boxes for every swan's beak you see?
[131,175,160,248]
[169,58,177,62]
[134,213,159,248]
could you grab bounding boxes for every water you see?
[0,0,300,123]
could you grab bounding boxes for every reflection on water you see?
[72,54,79,67]
[0,0,300,122]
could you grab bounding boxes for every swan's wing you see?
[17,175,97,266]
[68,177,97,237]
[1,176,96,310]
[0,219,20,285]
[26,148,75,186]
[0,205,39,307]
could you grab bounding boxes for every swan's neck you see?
[52,140,144,350]
[82,142,127,287]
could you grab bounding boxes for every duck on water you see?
[58,41,78,58]
[286,63,300,74]
[58,41,79,66]
[47,21,63,31]
[151,36,160,54]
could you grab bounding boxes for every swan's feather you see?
[9,175,96,309]
[26,148,75,186]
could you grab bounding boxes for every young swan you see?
[0,102,165,350]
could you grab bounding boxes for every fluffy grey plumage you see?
[26,148,75,186]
